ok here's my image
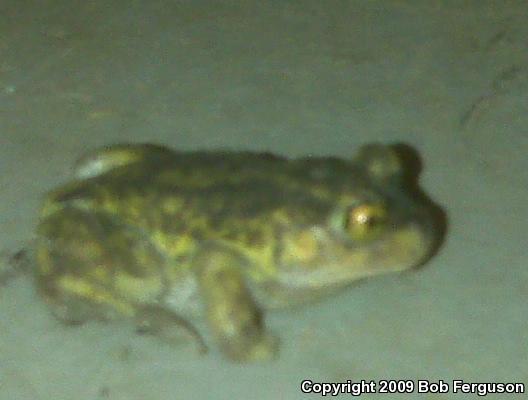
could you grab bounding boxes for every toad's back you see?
[42,149,372,264]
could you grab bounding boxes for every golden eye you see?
[344,203,388,241]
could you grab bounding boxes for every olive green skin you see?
[34,143,439,362]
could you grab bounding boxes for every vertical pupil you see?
[365,214,376,227]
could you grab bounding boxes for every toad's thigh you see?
[35,207,167,323]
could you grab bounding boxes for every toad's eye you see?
[342,203,388,241]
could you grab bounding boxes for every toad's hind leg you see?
[35,207,164,323]
[35,207,205,352]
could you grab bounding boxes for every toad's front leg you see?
[193,245,278,362]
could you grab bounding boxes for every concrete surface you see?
[1,1,526,399]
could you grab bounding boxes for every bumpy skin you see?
[35,143,439,362]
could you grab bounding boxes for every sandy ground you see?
[1,1,527,399]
